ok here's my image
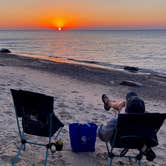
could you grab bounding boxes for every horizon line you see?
[0,27,166,31]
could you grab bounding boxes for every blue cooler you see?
[69,123,97,152]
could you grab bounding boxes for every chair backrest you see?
[11,89,63,137]
[11,89,53,118]
[113,113,166,149]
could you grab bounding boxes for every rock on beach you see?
[0,48,11,53]
[124,66,139,72]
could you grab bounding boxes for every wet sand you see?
[0,53,165,166]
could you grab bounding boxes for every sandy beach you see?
[0,53,166,166]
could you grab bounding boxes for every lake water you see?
[0,30,166,74]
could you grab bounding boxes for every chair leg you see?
[44,147,49,166]
[12,143,25,166]
[109,158,113,166]
[53,127,63,141]
[138,160,142,166]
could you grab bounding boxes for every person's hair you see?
[126,91,138,101]
[125,96,145,113]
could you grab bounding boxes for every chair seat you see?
[22,112,64,137]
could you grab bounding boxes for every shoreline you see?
[12,51,166,76]
[0,53,166,102]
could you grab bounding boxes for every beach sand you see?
[0,53,165,166]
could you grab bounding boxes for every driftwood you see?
[120,80,143,87]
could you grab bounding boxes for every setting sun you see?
[52,18,65,31]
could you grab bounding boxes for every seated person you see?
[97,91,145,142]
[97,91,156,161]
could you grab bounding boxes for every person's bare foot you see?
[102,94,111,111]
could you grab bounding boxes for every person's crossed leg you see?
[102,94,125,112]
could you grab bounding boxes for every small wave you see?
[67,58,128,69]
[65,58,166,76]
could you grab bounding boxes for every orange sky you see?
[0,0,166,29]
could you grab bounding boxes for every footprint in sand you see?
[96,152,108,160]
[53,158,67,166]
[57,102,69,108]
[71,90,79,94]
[59,110,72,120]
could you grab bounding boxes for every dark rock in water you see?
[120,80,142,87]
[124,66,139,72]
[0,48,11,53]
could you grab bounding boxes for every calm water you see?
[0,30,166,74]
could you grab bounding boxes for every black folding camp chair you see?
[11,89,64,166]
[106,113,166,166]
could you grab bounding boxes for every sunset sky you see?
[0,0,166,30]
